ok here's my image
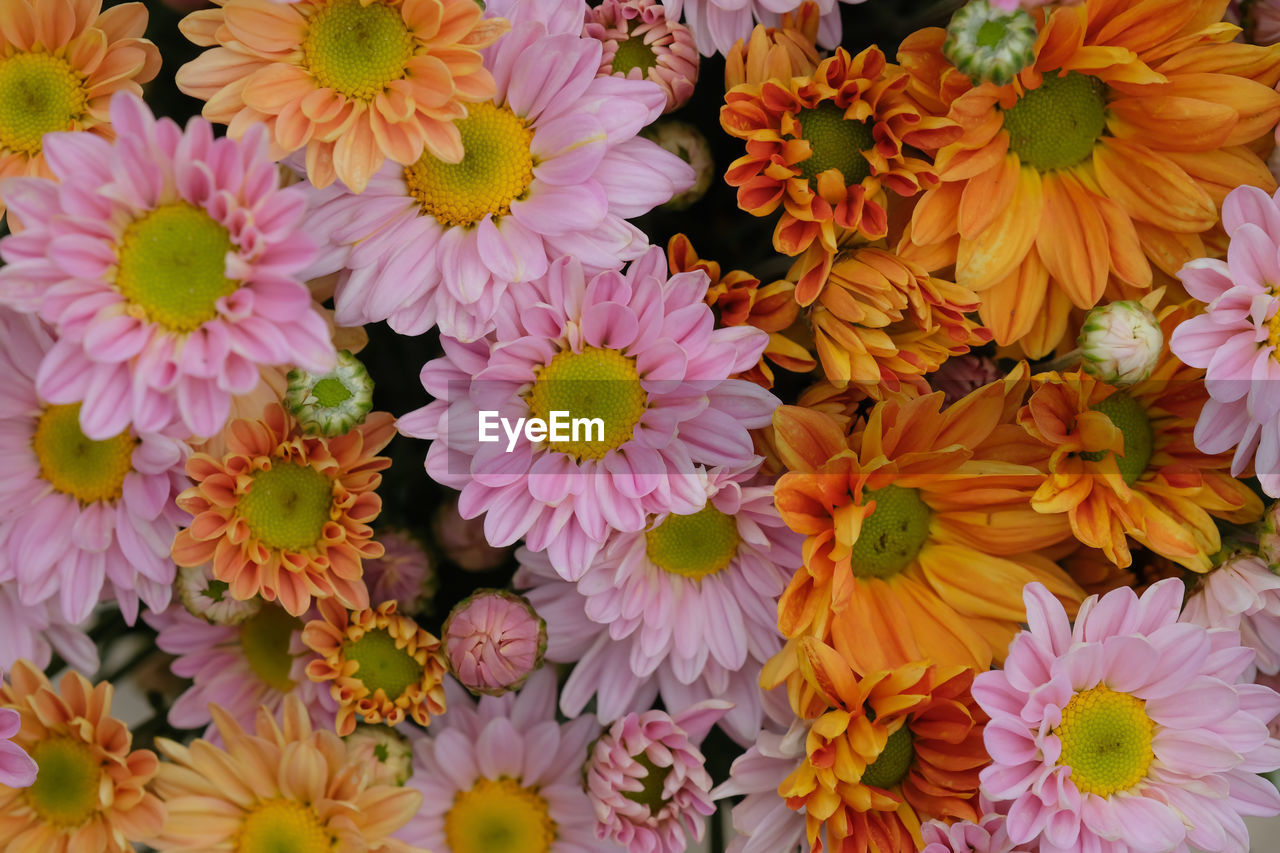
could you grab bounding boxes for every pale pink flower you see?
[0,582,96,675]
[0,310,190,625]
[667,0,861,57]
[364,529,436,615]
[443,589,546,695]
[0,669,36,789]
[301,0,693,343]
[1183,553,1280,676]
[395,670,613,852]
[433,497,511,572]
[1170,184,1280,497]
[974,579,1280,853]
[921,797,1031,853]
[1253,0,1280,43]
[515,467,801,743]
[398,247,777,579]
[587,700,728,853]
[585,0,699,113]
[0,92,334,440]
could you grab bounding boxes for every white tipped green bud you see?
[176,562,262,625]
[1078,300,1163,386]
[944,0,1038,87]
[284,350,375,437]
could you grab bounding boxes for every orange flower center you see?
[849,485,932,578]
[24,737,102,828]
[32,403,136,505]
[1003,71,1107,172]
[794,103,875,186]
[645,504,740,578]
[302,0,415,101]
[0,53,87,156]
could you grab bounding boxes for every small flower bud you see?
[344,725,414,786]
[1077,300,1163,386]
[944,0,1038,87]
[641,121,713,210]
[443,589,546,696]
[284,350,374,437]
[176,563,261,625]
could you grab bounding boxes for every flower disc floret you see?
[445,777,555,853]
[0,54,87,157]
[1002,72,1107,172]
[301,0,415,100]
[1055,685,1154,797]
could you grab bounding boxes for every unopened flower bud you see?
[641,121,713,210]
[284,350,374,437]
[176,563,261,625]
[1078,300,1163,386]
[944,0,1037,87]
[344,725,414,786]
[443,589,546,696]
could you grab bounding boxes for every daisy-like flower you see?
[721,44,960,262]
[0,672,35,790]
[0,582,96,674]
[1018,308,1263,572]
[300,0,693,343]
[143,601,332,738]
[1183,552,1280,676]
[443,589,546,696]
[516,466,802,744]
[395,669,612,853]
[0,310,190,625]
[0,93,336,441]
[769,373,1083,677]
[302,598,448,735]
[899,0,1280,357]
[974,579,1280,853]
[363,528,437,614]
[151,694,425,852]
[585,0,699,113]
[586,701,728,853]
[398,247,778,579]
[0,660,165,851]
[175,0,508,192]
[0,0,160,218]
[778,640,989,853]
[171,403,396,617]
[1170,184,1280,497]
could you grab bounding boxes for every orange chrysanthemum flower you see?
[302,598,447,736]
[899,0,1280,357]
[0,0,159,217]
[151,694,425,852]
[667,233,814,388]
[175,0,509,192]
[1017,310,1263,572]
[768,370,1083,677]
[723,1,821,90]
[171,403,396,617]
[721,45,961,260]
[0,660,165,852]
[780,640,988,853]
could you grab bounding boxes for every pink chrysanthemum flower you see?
[515,467,800,743]
[0,310,189,625]
[586,700,728,853]
[1183,552,1280,676]
[301,0,693,343]
[144,601,331,738]
[0,582,96,674]
[667,0,861,57]
[973,579,1280,853]
[584,0,699,114]
[921,798,1027,853]
[0,670,36,790]
[365,528,437,615]
[0,92,335,441]
[394,669,614,852]
[398,247,777,578]
[1170,184,1280,497]
[443,589,546,696]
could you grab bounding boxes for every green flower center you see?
[404,101,535,228]
[645,504,740,579]
[32,403,136,505]
[1079,392,1153,485]
[445,778,555,853]
[239,462,334,552]
[0,53,86,156]
[976,20,1007,48]
[344,627,421,701]
[795,103,875,186]
[849,485,932,579]
[114,203,239,333]
[1055,685,1154,797]
[239,605,302,692]
[622,753,672,812]
[526,346,648,461]
[1003,71,1107,172]
[238,798,335,853]
[311,377,352,408]
[860,725,914,790]
[24,738,102,828]
[302,0,415,101]
[612,32,658,75]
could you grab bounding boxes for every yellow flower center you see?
[1078,392,1153,485]
[860,724,914,790]
[343,627,422,701]
[302,0,415,101]
[849,485,932,579]
[1003,71,1107,172]
[404,101,535,228]
[526,346,648,461]
[622,753,672,812]
[1055,685,1155,797]
[115,203,239,333]
[32,403,136,505]
[0,53,87,156]
[239,462,334,552]
[445,777,556,853]
[794,103,875,186]
[612,30,659,75]
[24,737,102,828]
[645,504,740,579]
[237,798,335,853]
[239,605,303,692]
